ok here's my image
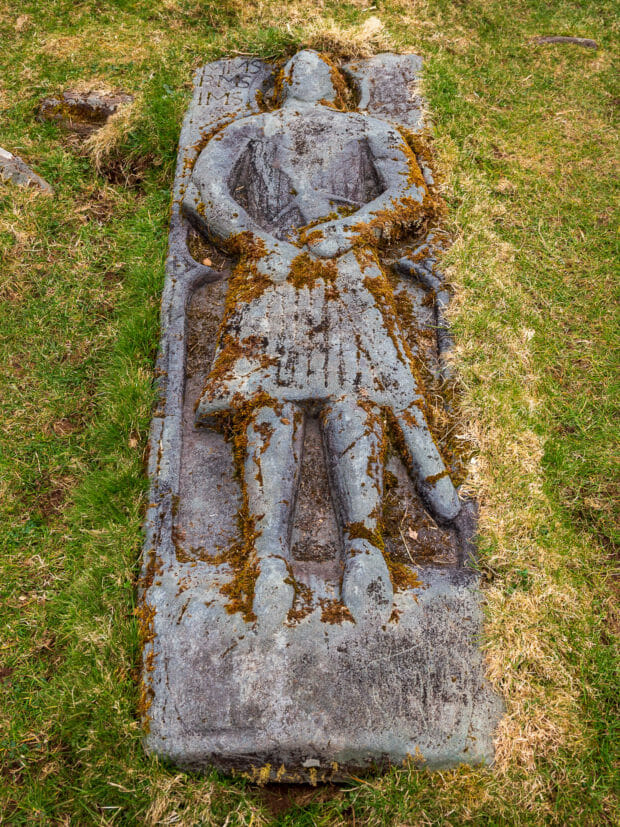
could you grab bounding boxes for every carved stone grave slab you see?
[140,51,502,781]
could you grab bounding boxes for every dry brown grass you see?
[83,96,143,170]
[303,15,393,59]
[40,27,169,65]
[436,137,608,798]
[224,1,394,57]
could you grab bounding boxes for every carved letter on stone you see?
[140,51,502,781]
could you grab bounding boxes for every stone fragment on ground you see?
[0,147,53,193]
[534,35,598,49]
[39,89,133,134]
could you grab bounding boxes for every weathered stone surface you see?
[0,147,53,193]
[344,53,425,133]
[39,89,133,133]
[146,565,496,779]
[141,51,502,781]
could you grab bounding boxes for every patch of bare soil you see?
[255,782,344,817]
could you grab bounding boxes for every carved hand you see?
[255,240,300,282]
[305,220,355,259]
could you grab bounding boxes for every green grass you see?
[0,0,618,823]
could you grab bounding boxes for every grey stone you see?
[141,51,502,781]
[39,89,133,134]
[0,147,53,193]
[343,53,425,132]
[146,566,500,778]
[343,53,435,186]
[534,35,597,49]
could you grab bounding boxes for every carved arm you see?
[306,118,428,258]
[182,118,299,264]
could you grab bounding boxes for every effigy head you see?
[281,50,338,104]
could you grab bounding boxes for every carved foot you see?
[421,473,461,524]
[342,540,393,624]
[253,555,295,627]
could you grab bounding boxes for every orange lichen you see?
[139,548,163,592]
[361,263,415,372]
[205,333,278,389]
[425,469,450,486]
[349,195,429,250]
[254,88,266,111]
[286,571,315,624]
[324,53,352,110]
[136,600,156,729]
[345,520,385,551]
[391,282,417,333]
[218,535,260,622]
[298,210,340,236]
[384,555,423,592]
[297,226,325,247]
[389,607,401,623]
[272,65,289,107]
[319,598,355,624]
[288,251,338,294]
[179,117,237,195]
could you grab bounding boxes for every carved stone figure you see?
[182,50,459,624]
[140,50,502,780]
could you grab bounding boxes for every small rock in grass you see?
[39,90,134,135]
[534,35,598,49]
[0,147,53,194]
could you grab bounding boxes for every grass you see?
[0,0,618,823]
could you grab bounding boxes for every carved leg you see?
[321,397,393,623]
[392,403,460,522]
[242,403,304,624]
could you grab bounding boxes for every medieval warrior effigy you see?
[140,50,501,780]
[182,50,460,624]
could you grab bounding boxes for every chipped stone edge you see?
[0,147,53,194]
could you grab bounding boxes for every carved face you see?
[281,50,337,104]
